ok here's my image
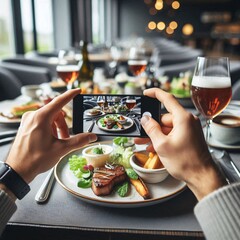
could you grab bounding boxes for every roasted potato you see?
[130,177,151,199]
[144,153,164,169]
[134,152,149,166]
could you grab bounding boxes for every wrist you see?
[187,161,228,201]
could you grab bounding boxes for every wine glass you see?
[58,49,77,65]
[128,47,148,78]
[191,57,232,143]
[126,96,137,112]
[97,96,105,110]
[56,50,80,89]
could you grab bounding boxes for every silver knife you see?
[0,130,18,139]
[133,118,141,134]
[213,151,240,183]
[35,168,55,203]
[0,136,15,146]
[87,120,95,132]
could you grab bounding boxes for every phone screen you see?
[72,94,160,137]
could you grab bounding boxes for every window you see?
[92,0,105,44]
[34,0,54,52]
[20,0,54,53]
[20,0,34,52]
[0,0,15,58]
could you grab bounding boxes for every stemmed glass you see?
[126,96,137,112]
[97,96,105,111]
[191,57,232,143]
[128,47,148,80]
[56,49,79,89]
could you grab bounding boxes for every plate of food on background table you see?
[0,102,41,125]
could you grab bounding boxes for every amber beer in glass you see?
[128,60,147,76]
[191,57,232,143]
[56,65,80,86]
[191,82,231,119]
[126,98,137,110]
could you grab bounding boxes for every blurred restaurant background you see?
[0,0,240,100]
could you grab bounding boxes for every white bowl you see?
[130,152,169,183]
[21,85,43,99]
[82,144,113,168]
[210,114,240,145]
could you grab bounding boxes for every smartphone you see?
[72,94,161,137]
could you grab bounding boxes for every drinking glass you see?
[191,57,232,143]
[56,50,80,89]
[126,96,137,111]
[56,65,80,89]
[97,96,105,110]
[128,47,147,78]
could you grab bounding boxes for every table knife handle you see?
[87,121,95,132]
[35,168,55,203]
[0,130,18,139]
[0,137,15,146]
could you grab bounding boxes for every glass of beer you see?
[97,96,105,110]
[128,47,147,77]
[191,57,232,143]
[56,65,80,89]
[126,96,137,111]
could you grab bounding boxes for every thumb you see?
[141,115,165,144]
[62,133,98,152]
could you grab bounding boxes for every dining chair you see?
[2,55,58,77]
[155,49,203,66]
[0,62,52,85]
[154,60,196,80]
[0,67,22,101]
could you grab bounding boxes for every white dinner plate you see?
[0,114,21,125]
[55,141,187,208]
[84,109,104,117]
[96,115,134,132]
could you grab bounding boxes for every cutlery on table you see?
[133,118,141,134]
[35,168,55,203]
[0,130,18,139]
[0,136,15,146]
[87,120,95,132]
[211,150,240,183]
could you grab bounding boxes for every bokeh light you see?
[148,21,157,30]
[182,24,194,35]
[157,21,166,30]
[169,21,178,30]
[166,26,174,34]
[172,1,180,10]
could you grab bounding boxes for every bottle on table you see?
[73,40,94,93]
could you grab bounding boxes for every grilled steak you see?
[92,164,127,196]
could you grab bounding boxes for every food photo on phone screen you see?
[72,94,160,137]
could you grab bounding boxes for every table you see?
[0,98,240,240]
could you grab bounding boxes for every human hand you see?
[135,88,227,200]
[6,89,97,183]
